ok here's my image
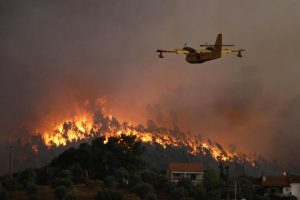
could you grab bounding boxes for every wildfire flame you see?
[34,98,256,164]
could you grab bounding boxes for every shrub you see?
[28,194,39,200]
[36,166,54,185]
[65,192,77,200]
[192,185,206,200]
[171,187,189,200]
[138,170,157,186]
[291,196,298,200]
[114,168,129,185]
[54,186,67,200]
[0,186,7,200]
[26,182,39,195]
[51,178,73,189]
[181,197,194,200]
[134,182,155,199]
[156,174,168,189]
[255,194,270,200]
[70,164,86,183]
[94,188,123,200]
[144,193,157,200]
[130,173,142,185]
[162,181,176,193]
[70,164,84,177]
[60,170,72,179]
[72,176,87,184]
[18,169,37,186]
[1,176,18,191]
[177,178,193,191]
[104,176,117,189]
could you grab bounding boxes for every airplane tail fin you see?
[213,33,222,56]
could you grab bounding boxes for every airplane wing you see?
[222,49,245,53]
[222,48,245,57]
[196,49,212,53]
[156,49,190,58]
[157,49,212,55]
[156,49,190,54]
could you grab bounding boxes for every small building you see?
[167,162,204,185]
[262,175,291,197]
[290,175,300,200]
[251,175,300,199]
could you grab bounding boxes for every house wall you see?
[169,171,204,184]
[282,187,291,196]
[291,183,300,200]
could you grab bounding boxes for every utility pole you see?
[234,179,237,200]
[226,165,230,200]
[242,154,246,177]
[9,144,13,177]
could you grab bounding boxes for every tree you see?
[144,193,157,200]
[134,182,155,199]
[26,182,39,195]
[203,167,221,200]
[192,185,206,200]
[70,164,85,183]
[239,178,254,200]
[28,194,39,200]
[0,186,7,200]
[94,189,123,200]
[170,187,189,200]
[51,178,73,189]
[36,166,54,185]
[162,181,176,193]
[203,167,220,189]
[17,168,37,186]
[114,167,129,185]
[54,186,67,200]
[177,178,193,192]
[49,135,146,180]
[104,176,117,189]
[65,193,77,200]
[60,170,72,179]
[137,170,157,186]
[1,176,18,191]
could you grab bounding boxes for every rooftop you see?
[168,162,204,172]
[290,175,300,183]
[262,176,290,187]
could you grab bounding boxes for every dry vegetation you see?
[8,180,140,200]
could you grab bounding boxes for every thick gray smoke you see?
[1,0,300,173]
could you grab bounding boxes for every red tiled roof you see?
[290,175,300,183]
[168,162,204,172]
[262,176,290,187]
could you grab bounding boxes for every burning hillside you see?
[32,98,256,165]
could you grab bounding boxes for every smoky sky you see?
[1,0,300,170]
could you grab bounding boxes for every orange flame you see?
[34,98,255,163]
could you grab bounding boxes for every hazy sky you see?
[1,0,300,169]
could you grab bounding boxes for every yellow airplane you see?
[156,33,245,64]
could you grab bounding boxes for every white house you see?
[259,175,300,199]
[290,175,300,200]
[167,162,204,185]
[262,175,291,197]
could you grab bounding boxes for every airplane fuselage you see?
[185,52,221,64]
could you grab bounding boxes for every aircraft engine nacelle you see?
[237,51,242,57]
[158,52,164,58]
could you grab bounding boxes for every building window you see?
[190,174,196,180]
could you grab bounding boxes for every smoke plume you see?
[1,0,300,173]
